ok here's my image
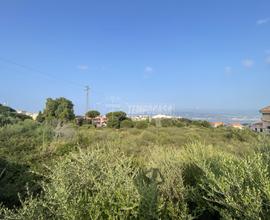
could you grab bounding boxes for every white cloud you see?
[77,65,89,70]
[257,18,270,25]
[225,66,232,74]
[144,66,153,73]
[266,56,270,64]
[242,59,254,68]
[143,66,154,79]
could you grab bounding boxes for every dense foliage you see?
[85,110,100,118]
[1,117,270,219]
[0,104,32,127]
[120,119,135,128]
[106,111,128,128]
[41,97,75,122]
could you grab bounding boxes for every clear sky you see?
[1,0,270,114]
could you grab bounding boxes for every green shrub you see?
[182,142,270,219]
[0,103,32,127]
[1,120,270,219]
[136,120,149,129]
[1,148,141,219]
[160,119,174,127]
[0,120,54,164]
[1,145,193,219]
[191,120,211,128]
[120,119,135,128]
[0,159,42,208]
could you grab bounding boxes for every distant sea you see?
[173,110,260,124]
[130,109,261,124]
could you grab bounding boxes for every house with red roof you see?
[260,105,270,133]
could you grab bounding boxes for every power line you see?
[0,56,84,88]
[0,56,122,112]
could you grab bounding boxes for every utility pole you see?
[85,85,90,113]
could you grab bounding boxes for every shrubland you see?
[1,115,270,219]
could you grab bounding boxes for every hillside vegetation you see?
[1,118,270,219]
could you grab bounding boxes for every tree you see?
[86,110,100,118]
[43,97,75,122]
[106,111,127,128]
[36,111,45,123]
[107,117,120,128]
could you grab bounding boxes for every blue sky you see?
[0,0,270,114]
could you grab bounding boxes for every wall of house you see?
[262,113,270,122]
[262,114,270,134]
[263,121,270,129]
[262,113,270,133]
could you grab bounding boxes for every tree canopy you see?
[86,110,100,118]
[106,111,127,128]
[43,98,75,121]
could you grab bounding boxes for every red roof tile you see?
[260,106,270,113]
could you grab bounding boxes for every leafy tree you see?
[43,98,58,119]
[106,111,127,121]
[106,111,127,128]
[107,117,121,129]
[36,111,45,123]
[86,110,100,118]
[43,97,75,121]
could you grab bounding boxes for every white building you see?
[16,110,39,120]
[152,114,173,119]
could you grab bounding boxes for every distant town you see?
[13,104,270,133]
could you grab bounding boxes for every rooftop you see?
[152,114,173,119]
[260,105,270,113]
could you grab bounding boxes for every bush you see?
[136,120,149,129]
[0,159,42,208]
[120,119,134,128]
[0,120,54,164]
[1,148,141,219]
[0,120,269,219]
[0,146,193,219]
[191,120,211,128]
[181,142,270,219]
[0,104,32,127]
[160,119,174,127]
